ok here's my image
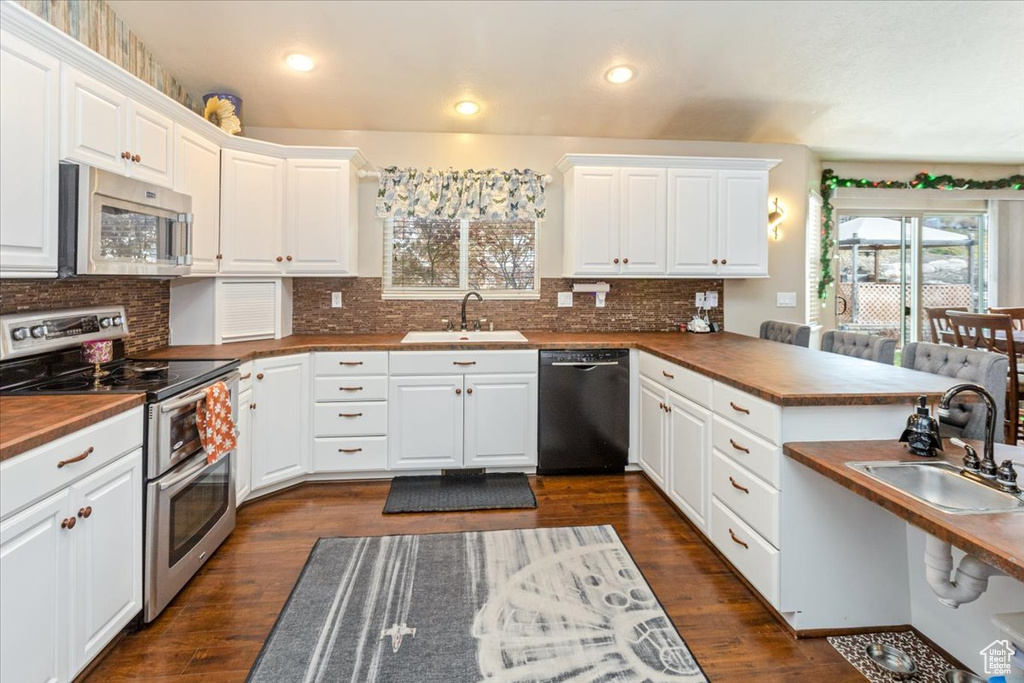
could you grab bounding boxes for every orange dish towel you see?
[196,381,237,464]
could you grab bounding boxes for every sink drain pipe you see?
[924,534,1004,608]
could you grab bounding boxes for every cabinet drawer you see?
[0,407,143,519]
[314,376,388,402]
[313,402,387,437]
[314,352,388,376]
[639,351,712,407]
[711,497,779,607]
[712,450,779,547]
[712,415,781,488]
[389,350,537,376]
[312,437,387,472]
[713,382,781,444]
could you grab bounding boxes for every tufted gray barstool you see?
[821,330,896,364]
[901,342,1008,440]
[758,320,811,348]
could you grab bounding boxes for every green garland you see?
[817,170,1024,306]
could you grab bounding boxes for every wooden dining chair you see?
[947,311,1021,444]
[989,306,1024,331]
[924,306,967,344]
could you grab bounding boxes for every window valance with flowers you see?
[374,167,548,222]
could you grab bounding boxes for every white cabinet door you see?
[220,150,284,274]
[174,127,221,274]
[619,168,666,275]
[718,169,769,276]
[285,158,356,274]
[666,391,712,532]
[638,376,666,487]
[61,66,127,174]
[70,451,142,675]
[0,488,69,683]
[126,100,173,187]
[388,376,464,470]
[667,169,718,275]
[0,29,60,277]
[570,167,620,275]
[235,386,252,504]
[464,374,537,467]
[251,355,311,489]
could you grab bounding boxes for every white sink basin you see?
[401,330,528,344]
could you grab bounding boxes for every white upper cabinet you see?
[0,29,60,277]
[174,126,221,274]
[619,168,666,274]
[284,158,357,275]
[219,150,285,274]
[125,100,173,187]
[559,155,778,278]
[61,66,127,173]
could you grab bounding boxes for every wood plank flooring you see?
[84,474,866,682]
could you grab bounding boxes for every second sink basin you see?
[401,330,528,344]
[847,460,1024,515]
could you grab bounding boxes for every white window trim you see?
[382,217,541,300]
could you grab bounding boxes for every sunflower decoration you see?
[203,95,242,135]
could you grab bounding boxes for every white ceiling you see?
[108,0,1024,163]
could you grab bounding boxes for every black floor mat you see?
[382,473,537,514]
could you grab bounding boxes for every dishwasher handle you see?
[549,361,621,367]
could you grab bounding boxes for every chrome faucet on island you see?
[938,383,1020,494]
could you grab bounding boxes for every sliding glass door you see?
[835,212,988,347]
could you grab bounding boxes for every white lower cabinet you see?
[464,374,538,468]
[638,376,667,487]
[0,446,142,683]
[251,354,310,490]
[388,375,464,470]
[666,392,712,533]
[235,384,253,504]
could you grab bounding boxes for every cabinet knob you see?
[250,402,256,409]
[466,387,473,394]
[122,151,131,159]
[132,154,141,163]
[623,258,629,264]
[286,255,293,261]
[78,506,93,518]
[613,258,620,264]
[256,373,264,380]
[712,259,719,265]
[658,401,664,409]
[276,256,283,262]
[455,388,462,395]
[721,259,727,265]
[61,517,76,530]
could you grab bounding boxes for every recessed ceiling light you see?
[454,100,480,116]
[605,66,634,84]
[285,53,315,72]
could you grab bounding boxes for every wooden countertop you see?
[0,394,146,462]
[138,331,960,407]
[784,439,1024,581]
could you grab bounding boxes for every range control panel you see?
[0,307,128,360]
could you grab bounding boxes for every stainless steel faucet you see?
[939,383,999,477]
[460,291,482,331]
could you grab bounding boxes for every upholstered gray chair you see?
[821,330,896,365]
[901,342,1008,440]
[759,320,811,348]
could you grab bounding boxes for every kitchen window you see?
[383,217,539,299]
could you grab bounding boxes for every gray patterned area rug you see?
[828,630,960,682]
[248,525,708,682]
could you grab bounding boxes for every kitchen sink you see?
[846,461,1024,515]
[401,330,528,344]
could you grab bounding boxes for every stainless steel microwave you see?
[58,163,193,277]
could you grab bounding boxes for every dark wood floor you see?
[85,474,866,682]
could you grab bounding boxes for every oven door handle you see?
[159,456,216,491]
[159,371,241,413]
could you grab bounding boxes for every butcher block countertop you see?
[138,331,960,407]
[784,439,1024,582]
[0,394,145,462]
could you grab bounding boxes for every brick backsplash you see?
[292,278,724,334]
[0,278,170,354]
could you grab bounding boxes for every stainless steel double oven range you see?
[0,307,238,623]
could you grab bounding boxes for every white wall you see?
[248,127,816,337]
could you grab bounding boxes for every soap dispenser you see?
[898,395,943,457]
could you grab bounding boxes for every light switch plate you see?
[705,291,718,308]
[331,292,343,308]
[695,292,706,307]
[776,292,797,308]
[557,292,573,308]
[595,292,607,308]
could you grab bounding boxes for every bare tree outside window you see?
[389,218,461,288]
[468,220,536,290]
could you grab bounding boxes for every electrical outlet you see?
[776,292,797,308]
[695,292,706,307]
[595,292,607,308]
[705,291,718,308]
[331,292,343,308]
[557,292,573,308]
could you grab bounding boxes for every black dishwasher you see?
[538,349,629,474]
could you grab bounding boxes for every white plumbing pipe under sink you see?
[924,534,1005,608]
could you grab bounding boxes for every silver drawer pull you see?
[57,447,93,469]
[728,529,749,549]
[338,412,363,418]
[729,477,750,494]
[339,386,363,391]
[729,401,751,415]
[338,447,363,453]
